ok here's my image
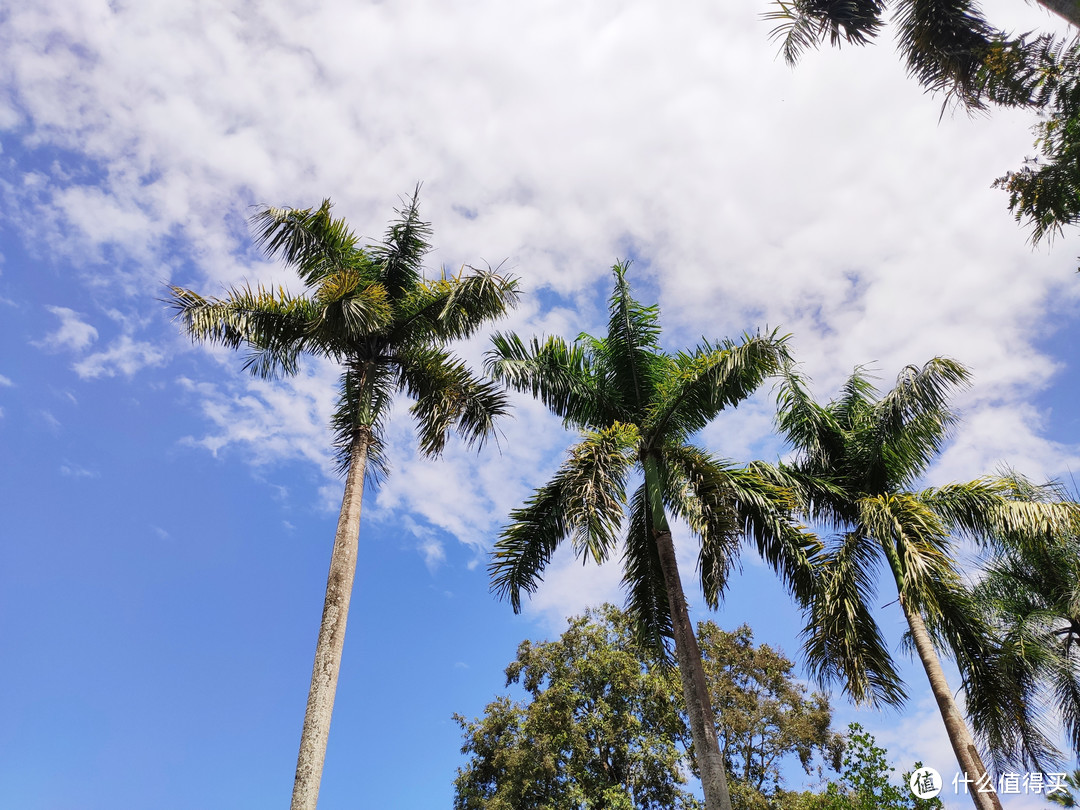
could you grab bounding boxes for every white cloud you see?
[4,0,1080,624]
[38,306,98,352]
[0,374,13,387]
[73,335,166,379]
[60,460,98,478]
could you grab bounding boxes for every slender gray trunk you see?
[902,600,1004,810]
[654,528,733,810]
[290,432,370,810]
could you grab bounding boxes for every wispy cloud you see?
[37,306,98,352]
[73,335,166,379]
[59,460,98,479]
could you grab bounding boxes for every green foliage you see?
[697,623,842,799]
[486,261,815,655]
[764,0,1080,246]
[168,188,519,477]
[453,607,843,810]
[783,724,944,810]
[966,522,1080,770]
[1047,768,1080,806]
[453,605,699,810]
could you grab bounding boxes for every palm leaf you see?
[250,199,365,286]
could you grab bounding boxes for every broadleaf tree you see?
[484,262,820,810]
[453,605,842,810]
[167,189,518,810]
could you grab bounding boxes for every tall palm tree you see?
[167,190,519,810]
[774,359,1076,810]
[484,263,819,810]
[966,500,1080,772]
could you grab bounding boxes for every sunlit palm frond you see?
[649,330,790,440]
[166,284,318,378]
[370,185,432,300]
[490,426,636,612]
[598,261,664,418]
[250,199,365,286]
[391,267,520,349]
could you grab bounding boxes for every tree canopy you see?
[453,605,842,810]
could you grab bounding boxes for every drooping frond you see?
[764,0,886,66]
[490,425,637,611]
[486,332,608,429]
[370,185,432,300]
[800,531,907,707]
[398,346,511,456]
[250,199,365,286]
[622,481,676,660]
[393,266,520,347]
[166,284,319,378]
[330,364,394,479]
[649,330,790,441]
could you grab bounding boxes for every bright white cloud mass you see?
[2,0,1078,807]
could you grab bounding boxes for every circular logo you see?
[909,767,943,799]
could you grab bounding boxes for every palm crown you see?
[775,358,1076,810]
[167,189,518,810]
[169,190,518,473]
[485,262,817,810]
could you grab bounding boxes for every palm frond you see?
[622,481,676,660]
[370,185,432,300]
[486,332,609,429]
[330,365,394,480]
[870,358,969,489]
[250,199,365,286]
[800,531,907,707]
[490,426,637,611]
[764,0,886,66]
[649,330,790,440]
[393,265,520,346]
[599,261,664,420]
[166,284,318,378]
[398,346,511,456]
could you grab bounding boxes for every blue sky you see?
[2,0,1079,807]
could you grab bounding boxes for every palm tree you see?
[965,500,1080,772]
[774,359,1076,810]
[167,190,518,810]
[484,263,819,810]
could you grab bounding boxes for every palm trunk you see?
[1034,0,1080,29]
[290,431,370,810]
[901,599,1004,810]
[654,527,733,810]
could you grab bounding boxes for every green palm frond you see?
[801,531,907,707]
[764,0,886,66]
[166,284,318,378]
[330,364,394,478]
[598,261,664,419]
[871,358,968,487]
[486,332,608,428]
[370,185,432,300]
[394,267,520,346]
[649,331,790,440]
[250,199,365,286]
[398,346,511,456]
[490,426,637,611]
[622,482,676,659]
